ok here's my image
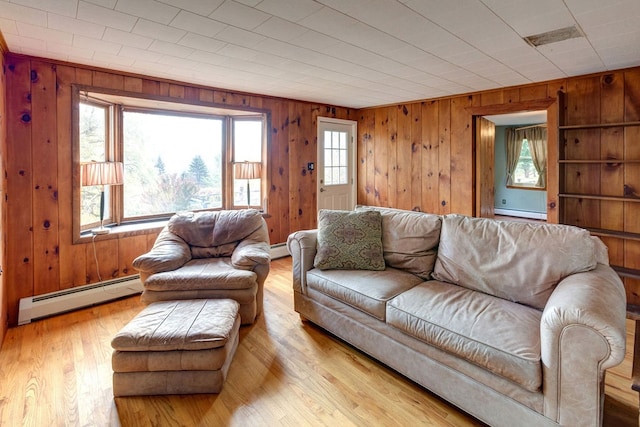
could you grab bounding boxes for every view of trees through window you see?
[78,94,265,232]
[513,139,539,186]
[123,111,223,218]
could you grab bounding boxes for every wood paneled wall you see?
[3,50,640,328]
[0,46,7,343]
[356,68,640,305]
[3,54,353,326]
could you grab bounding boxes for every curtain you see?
[526,127,547,187]
[505,128,522,186]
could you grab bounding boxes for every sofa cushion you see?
[307,267,423,321]
[387,280,542,392]
[357,206,441,279]
[432,215,597,309]
[144,258,257,291]
[168,209,264,248]
[314,209,385,271]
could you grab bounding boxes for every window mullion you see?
[112,104,124,224]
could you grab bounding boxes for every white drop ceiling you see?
[1,0,639,109]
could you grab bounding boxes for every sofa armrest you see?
[540,263,626,426]
[286,229,318,294]
[132,228,192,275]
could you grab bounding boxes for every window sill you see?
[76,219,168,244]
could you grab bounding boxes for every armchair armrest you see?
[540,263,626,426]
[132,228,192,275]
[286,229,318,294]
[231,222,270,270]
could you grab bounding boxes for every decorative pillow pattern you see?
[314,209,385,271]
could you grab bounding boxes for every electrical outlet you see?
[502,199,506,205]
[307,162,314,171]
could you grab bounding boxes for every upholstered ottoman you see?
[111,299,240,397]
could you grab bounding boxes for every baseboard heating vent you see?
[270,243,289,259]
[18,275,143,325]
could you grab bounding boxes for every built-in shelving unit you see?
[557,90,640,283]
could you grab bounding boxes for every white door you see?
[317,117,357,211]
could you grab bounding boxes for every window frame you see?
[72,85,270,243]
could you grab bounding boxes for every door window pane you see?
[323,130,348,186]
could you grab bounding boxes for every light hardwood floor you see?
[0,257,637,426]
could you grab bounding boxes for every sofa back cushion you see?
[357,206,441,279]
[432,215,597,309]
[314,209,385,271]
[168,209,264,256]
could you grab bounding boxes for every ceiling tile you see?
[255,0,323,23]
[213,25,266,48]
[209,1,271,30]
[73,34,121,54]
[133,19,186,43]
[115,0,180,25]
[17,22,73,45]
[157,0,224,16]
[103,28,153,49]
[169,10,227,38]
[0,1,47,26]
[47,13,105,39]
[177,32,227,53]
[77,2,137,32]
[118,45,163,62]
[11,0,77,17]
[254,16,307,42]
[83,0,117,8]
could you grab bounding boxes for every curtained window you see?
[505,126,547,189]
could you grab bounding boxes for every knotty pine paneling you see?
[0,48,7,341]
[3,53,352,326]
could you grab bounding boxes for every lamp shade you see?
[234,161,262,180]
[81,161,124,187]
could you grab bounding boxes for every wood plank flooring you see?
[0,257,637,426]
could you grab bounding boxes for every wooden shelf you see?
[559,193,640,202]
[559,121,640,130]
[588,228,640,242]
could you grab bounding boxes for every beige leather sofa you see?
[287,206,626,427]
[133,209,270,324]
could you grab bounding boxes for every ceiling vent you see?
[524,25,584,47]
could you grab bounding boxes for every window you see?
[74,87,267,238]
[512,139,539,186]
[323,130,348,186]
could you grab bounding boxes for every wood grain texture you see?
[0,49,7,344]
[0,257,635,427]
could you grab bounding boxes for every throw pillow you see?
[314,209,385,271]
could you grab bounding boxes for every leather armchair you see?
[132,209,270,324]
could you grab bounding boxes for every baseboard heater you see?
[18,275,143,325]
[270,243,289,259]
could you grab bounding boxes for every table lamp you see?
[81,161,124,234]
[234,161,262,209]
